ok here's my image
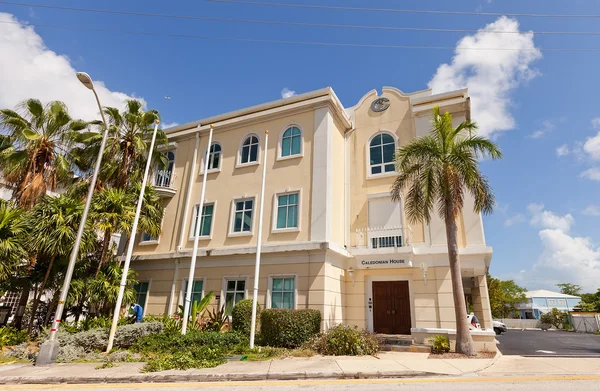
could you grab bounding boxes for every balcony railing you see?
[152,170,177,197]
[354,226,412,249]
[153,170,176,189]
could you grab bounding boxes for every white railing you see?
[153,170,176,189]
[354,226,412,249]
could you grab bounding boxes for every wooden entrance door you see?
[372,281,411,334]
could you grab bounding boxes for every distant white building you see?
[516,289,581,319]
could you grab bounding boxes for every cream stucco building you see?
[130,86,495,350]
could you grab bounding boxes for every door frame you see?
[366,275,415,333]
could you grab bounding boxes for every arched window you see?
[240,135,259,164]
[207,143,221,170]
[281,126,302,157]
[369,133,395,175]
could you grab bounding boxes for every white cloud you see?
[556,144,570,157]
[0,13,144,121]
[583,131,600,160]
[513,205,600,292]
[281,88,296,99]
[504,214,525,227]
[528,203,574,232]
[582,205,600,216]
[580,167,600,182]
[428,16,541,139]
[534,229,600,292]
[530,120,555,139]
[160,122,179,130]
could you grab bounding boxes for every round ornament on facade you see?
[371,97,390,112]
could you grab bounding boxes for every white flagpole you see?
[250,130,268,348]
[106,119,160,353]
[182,124,214,334]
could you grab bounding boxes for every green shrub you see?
[540,308,566,329]
[305,324,379,356]
[232,299,260,336]
[2,342,38,361]
[0,327,28,348]
[141,346,225,372]
[260,309,321,348]
[133,330,248,355]
[430,335,450,354]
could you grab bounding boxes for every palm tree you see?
[0,200,28,284]
[391,107,501,356]
[25,194,96,332]
[73,100,166,190]
[90,187,135,274]
[0,99,89,209]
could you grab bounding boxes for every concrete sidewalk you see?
[0,352,496,384]
[1,353,598,385]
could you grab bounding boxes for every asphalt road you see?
[497,329,600,356]
[3,378,599,391]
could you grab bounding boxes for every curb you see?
[0,370,444,385]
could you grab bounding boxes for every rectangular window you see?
[183,279,204,305]
[233,199,253,233]
[557,299,566,306]
[547,299,556,306]
[276,193,299,229]
[271,277,295,309]
[191,203,214,238]
[142,233,157,242]
[225,279,246,315]
[134,282,149,313]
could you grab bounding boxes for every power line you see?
[2,20,600,52]
[206,0,600,19]
[2,1,600,36]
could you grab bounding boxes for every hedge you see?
[232,299,260,336]
[260,309,321,348]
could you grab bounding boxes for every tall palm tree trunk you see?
[97,228,112,276]
[28,255,56,333]
[444,197,475,356]
[11,285,31,329]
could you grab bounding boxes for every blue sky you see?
[2,0,600,292]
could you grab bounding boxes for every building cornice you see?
[165,88,352,140]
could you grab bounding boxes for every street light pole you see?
[36,72,111,365]
[106,119,161,353]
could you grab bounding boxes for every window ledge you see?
[276,154,303,162]
[272,227,300,234]
[138,240,159,246]
[366,171,397,180]
[228,231,253,238]
[199,168,221,175]
[235,161,260,169]
[188,236,211,242]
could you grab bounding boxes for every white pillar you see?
[249,130,269,349]
[181,125,214,335]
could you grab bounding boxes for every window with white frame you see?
[141,233,158,242]
[207,143,222,171]
[276,192,299,229]
[190,203,214,238]
[369,133,395,175]
[281,126,302,157]
[557,299,566,306]
[547,299,556,306]
[240,135,259,164]
[270,277,295,309]
[183,279,204,305]
[232,198,254,233]
[0,291,20,314]
[225,279,245,315]
[134,282,149,313]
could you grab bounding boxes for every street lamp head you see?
[76,72,94,90]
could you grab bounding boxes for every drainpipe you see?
[344,122,356,249]
[177,131,200,251]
